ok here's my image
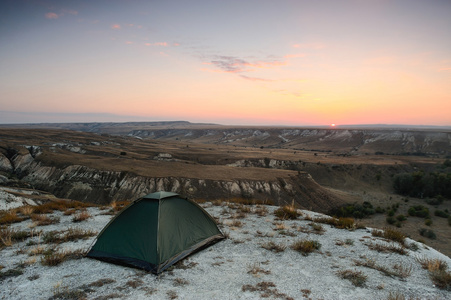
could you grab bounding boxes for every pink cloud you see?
[439,67,451,71]
[144,42,169,47]
[125,41,133,45]
[284,53,306,58]
[239,75,273,82]
[45,12,59,19]
[111,24,121,30]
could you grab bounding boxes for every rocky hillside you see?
[0,129,344,212]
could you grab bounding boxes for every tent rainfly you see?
[86,191,224,274]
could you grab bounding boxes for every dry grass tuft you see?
[336,269,367,287]
[0,228,31,248]
[42,227,96,244]
[33,200,93,214]
[274,203,300,220]
[242,281,293,300]
[0,211,24,225]
[309,223,325,234]
[247,263,271,277]
[291,239,321,256]
[416,256,451,290]
[72,210,91,223]
[18,206,34,216]
[41,248,84,266]
[88,278,116,287]
[31,214,60,226]
[364,242,407,255]
[173,277,189,286]
[261,241,286,253]
[354,259,412,279]
[372,227,406,245]
[312,216,356,230]
[254,205,268,217]
[126,278,143,288]
[416,256,448,272]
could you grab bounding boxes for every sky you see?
[1,0,451,126]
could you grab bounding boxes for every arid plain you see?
[1,122,450,256]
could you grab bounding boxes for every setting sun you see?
[331,124,336,127]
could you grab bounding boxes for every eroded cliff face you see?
[0,146,343,213]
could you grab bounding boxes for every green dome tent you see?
[87,191,224,274]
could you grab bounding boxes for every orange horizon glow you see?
[1,1,450,126]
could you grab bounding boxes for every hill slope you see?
[1,201,450,299]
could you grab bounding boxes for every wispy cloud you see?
[144,42,169,47]
[111,24,121,30]
[45,9,78,19]
[439,67,451,71]
[207,55,286,73]
[45,12,59,19]
[239,75,274,82]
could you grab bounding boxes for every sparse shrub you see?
[261,241,286,253]
[396,215,407,221]
[274,204,299,220]
[386,216,396,225]
[448,216,451,226]
[291,239,321,256]
[336,269,367,287]
[387,210,395,217]
[375,206,385,213]
[425,219,432,226]
[419,228,436,240]
[408,205,430,218]
[434,210,450,218]
[330,202,375,219]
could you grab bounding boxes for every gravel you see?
[1,202,451,300]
